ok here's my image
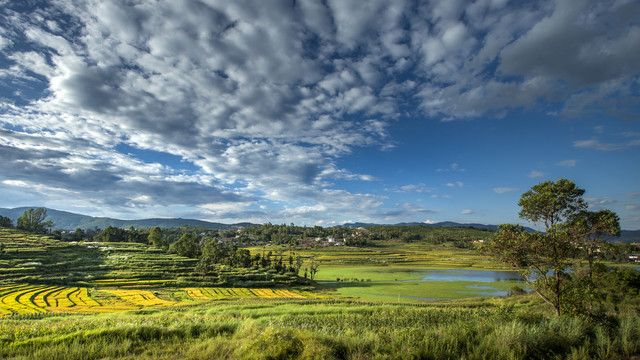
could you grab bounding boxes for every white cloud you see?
[527,170,545,178]
[436,163,466,172]
[395,183,434,193]
[574,138,640,151]
[557,159,578,167]
[585,196,616,207]
[494,187,519,194]
[461,209,474,215]
[446,181,464,188]
[2,180,28,187]
[417,0,640,119]
[1,0,639,224]
[431,195,452,199]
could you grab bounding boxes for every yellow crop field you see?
[181,287,315,300]
[0,284,322,316]
[0,285,138,316]
[102,289,178,307]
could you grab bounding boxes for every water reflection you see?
[413,269,522,282]
[457,289,510,296]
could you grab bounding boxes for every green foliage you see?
[147,227,164,248]
[168,233,201,258]
[486,179,621,318]
[0,299,638,360]
[308,258,320,280]
[70,228,84,242]
[196,240,253,275]
[93,226,148,243]
[562,264,640,320]
[16,208,54,234]
[570,210,620,272]
[367,225,493,245]
[0,216,13,228]
[518,179,586,229]
[94,226,127,242]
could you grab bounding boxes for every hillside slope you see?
[0,207,253,230]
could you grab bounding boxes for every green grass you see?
[309,263,523,302]
[0,297,638,359]
[325,279,522,302]
[249,239,505,269]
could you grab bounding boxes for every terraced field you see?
[0,284,318,316]
[0,228,303,288]
[182,287,317,300]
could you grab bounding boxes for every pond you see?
[319,267,526,302]
[410,269,522,282]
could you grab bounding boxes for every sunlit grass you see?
[0,296,637,360]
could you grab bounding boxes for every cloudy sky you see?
[1,0,639,229]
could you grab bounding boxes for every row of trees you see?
[241,223,358,245]
[165,232,315,278]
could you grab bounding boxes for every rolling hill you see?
[0,207,254,230]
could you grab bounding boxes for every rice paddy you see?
[0,284,320,317]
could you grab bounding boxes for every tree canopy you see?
[148,227,164,248]
[169,233,200,258]
[16,208,54,233]
[485,179,620,317]
[0,216,13,228]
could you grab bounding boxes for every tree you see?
[0,216,13,228]
[71,228,85,242]
[485,179,619,317]
[309,258,320,280]
[169,233,200,258]
[569,210,620,279]
[17,208,54,233]
[294,255,304,275]
[148,227,164,248]
[565,210,621,317]
[94,226,127,242]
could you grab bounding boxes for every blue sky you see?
[1,0,639,229]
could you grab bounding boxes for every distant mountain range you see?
[1,207,638,243]
[342,221,510,231]
[0,207,252,230]
[342,222,640,244]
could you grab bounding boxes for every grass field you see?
[0,296,638,359]
[247,240,524,302]
[248,240,502,269]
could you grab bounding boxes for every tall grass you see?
[1,298,638,359]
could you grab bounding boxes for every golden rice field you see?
[0,284,319,316]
